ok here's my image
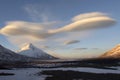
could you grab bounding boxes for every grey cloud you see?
[74,48,88,50]
[74,48,99,50]
[64,40,80,45]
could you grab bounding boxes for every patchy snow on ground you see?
[35,62,76,67]
[44,67,120,74]
[0,68,45,80]
[0,66,120,80]
[109,66,120,70]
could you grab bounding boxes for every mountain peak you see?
[18,43,56,59]
[26,43,34,48]
[101,44,120,58]
[20,43,36,51]
[115,44,120,48]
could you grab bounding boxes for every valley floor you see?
[0,59,120,80]
[0,67,120,80]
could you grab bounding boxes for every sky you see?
[0,0,120,59]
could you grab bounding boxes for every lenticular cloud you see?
[0,12,116,40]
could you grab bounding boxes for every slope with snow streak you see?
[101,44,120,58]
[18,43,56,59]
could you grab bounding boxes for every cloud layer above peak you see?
[0,12,116,47]
[50,12,116,33]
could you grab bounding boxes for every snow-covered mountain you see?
[18,43,56,59]
[0,44,32,62]
[101,44,120,58]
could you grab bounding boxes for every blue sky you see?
[0,0,120,59]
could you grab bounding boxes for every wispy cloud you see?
[92,48,99,50]
[40,45,49,49]
[74,48,88,50]
[74,48,99,51]
[63,40,80,45]
[24,4,49,22]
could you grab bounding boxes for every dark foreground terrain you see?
[40,70,120,80]
[0,58,120,80]
[0,73,14,76]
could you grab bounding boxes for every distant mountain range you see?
[18,43,56,59]
[0,43,120,63]
[101,44,120,58]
